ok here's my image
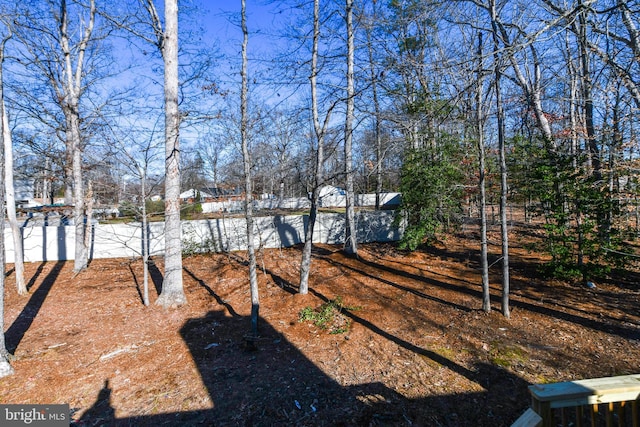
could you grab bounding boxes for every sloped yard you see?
[1,221,639,426]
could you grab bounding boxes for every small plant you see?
[489,343,527,368]
[298,296,358,334]
[181,202,203,220]
[181,226,220,256]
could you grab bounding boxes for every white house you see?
[15,179,39,207]
[179,189,214,202]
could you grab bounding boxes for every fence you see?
[5,210,402,263]
[200,192,402,213]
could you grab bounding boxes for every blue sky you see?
[196,0,289,57]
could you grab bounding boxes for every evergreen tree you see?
[398,137,464,250]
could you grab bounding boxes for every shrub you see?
[181,202,203,220]
[298,296,359,335]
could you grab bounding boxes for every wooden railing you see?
[512,374,640,427]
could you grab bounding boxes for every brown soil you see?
[1,221,639,426]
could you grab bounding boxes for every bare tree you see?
[343,0,357,256]
[198,134,226,191]
[542,0,640,110]
[300,0,334,295]
[0,74,12,376]
[261,110,304,206]
[490,0,510,318]
[145,0,186,307]
[362,2,384,210]
[475,31,491,313]
[139,166,151,307]
[0,24,25,295]
[103,111,163,307]
[58,0,96,273]
[240,0,259,337]
[576,1,600,178]
[13,0,98,273]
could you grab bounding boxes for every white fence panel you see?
[5,210,402,262]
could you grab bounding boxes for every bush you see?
[118,199,165,221]
[181,202,203,220]
[397,142,464,250]
[118,201,139,219]
[145,199,165,217]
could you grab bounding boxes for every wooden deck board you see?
[529,374,640,408]
[528,374,640,427]
[511,408,543,427]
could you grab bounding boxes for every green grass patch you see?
[298,296,360,334]
[489,343,528,368]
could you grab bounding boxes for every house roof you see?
[179,189,213,199]
[179,187,242,200]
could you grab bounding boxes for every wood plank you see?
[617,401,626,427]
[544,391,640,409]
[529,374,640,406]
[576,405,584,427]
[511,408,542,427]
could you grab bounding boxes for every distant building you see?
[317,185,345,207]
[318,185,345,199]
[180,187,242,203]
[15,179,39,207]
[179,189,213,202]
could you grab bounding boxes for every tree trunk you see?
[0,130,22,293]
[497,83,510,319]
[64,150,73,206]
[476,32,490,313]
[299,0,325,295]
[577,5,600,178]
[0,89,13,377]
[241,0,259,337]
[156,0,186,308]
[278,181,285,209]
[57,0,95,273]
[576,3,606,248]
[0,36,25,294]
[42,157,51,205]
[607,88,623,243]
[565,31,579,170]
[363,2,384,211]
[141,169,149,306]
[374,125,383,210]
[491,0,510,319]
[343,0,357,256]
[72,124,87,273]
[300,193,319,295]
[84,180,94,259]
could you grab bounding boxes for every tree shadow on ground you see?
[318,250,640,342]
[127,258,164,305]
[5,261,66,354]
[25,262,46,292]
[146,258,164,296]
[75,309,531,426]
[183,266,240,317]
[229,251,299,295]
[127,262,147,305]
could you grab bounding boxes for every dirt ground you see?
[1,220,639,426]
